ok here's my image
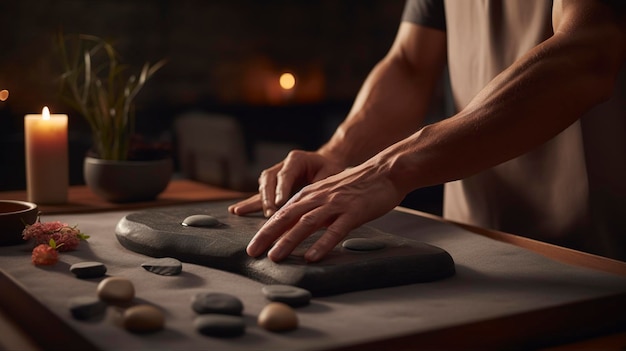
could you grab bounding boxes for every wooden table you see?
[1,180,625,350]
[0,179,251,214]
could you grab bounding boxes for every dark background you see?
[0,0,445,214]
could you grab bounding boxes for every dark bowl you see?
[0,200,38,246]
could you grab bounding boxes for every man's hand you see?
[245,161,405,263]
[228,150,344,218]
[230,22,448,262]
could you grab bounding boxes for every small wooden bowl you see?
[0,200,38,246]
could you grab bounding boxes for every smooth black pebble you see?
[194,314,246,337]
[261,285,312,307]
[70,261,107,279]
[68,296,107,320]
[141,257,182,276]
[191,292,244,315]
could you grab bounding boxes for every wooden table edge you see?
[0,179,253,215]
[393,206,626,350]
[394,206,626,277]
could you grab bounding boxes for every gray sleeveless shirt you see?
[403,0,626,260]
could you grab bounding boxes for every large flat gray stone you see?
[115,201,455,296]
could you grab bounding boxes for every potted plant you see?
[57,33,171,202]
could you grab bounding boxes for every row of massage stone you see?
[68,257,312,337]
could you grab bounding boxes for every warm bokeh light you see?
[42,106,50,120]
[279,72,296,90]
[0,89,8,101]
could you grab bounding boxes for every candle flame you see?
[42,106,51,120]
[279,72,296,90]
[0,90,8,101]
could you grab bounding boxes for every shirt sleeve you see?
[401,0,446,31]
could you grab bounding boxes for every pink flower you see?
[48,226,81,252]
[22,217,88,252]
[32,242,59,266]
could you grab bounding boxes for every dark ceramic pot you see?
[0,200,38,245]
[83,157,173,203]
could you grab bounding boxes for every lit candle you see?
[24,106,69,204]
[279,72,296,103]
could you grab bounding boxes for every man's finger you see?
[228,194,262,215]
[305,217,353,262]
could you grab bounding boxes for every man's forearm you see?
[383,1,626,194]
[318,24,448,168]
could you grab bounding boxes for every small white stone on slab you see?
[342,238,386,251]
[181,214,220,228]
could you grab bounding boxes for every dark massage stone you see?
[262,285,312,307]
[115,201,456,296]
[342,238,386,251]
[194,314,246,337]
[141,257,183,276]
[191,292,244,316]
[68,296,107,320]
[70,261,107,279]
[182,214,220,228]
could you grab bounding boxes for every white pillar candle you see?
[24,106,68,204]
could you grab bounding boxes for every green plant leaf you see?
[56,32,166,161]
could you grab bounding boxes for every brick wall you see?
[0,0,404,115]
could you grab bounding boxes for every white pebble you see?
[97,277,135,303]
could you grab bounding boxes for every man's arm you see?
[318,22,447,167]
[384,0,626,195]
[248,0,626,263]
[229,22,447,216]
